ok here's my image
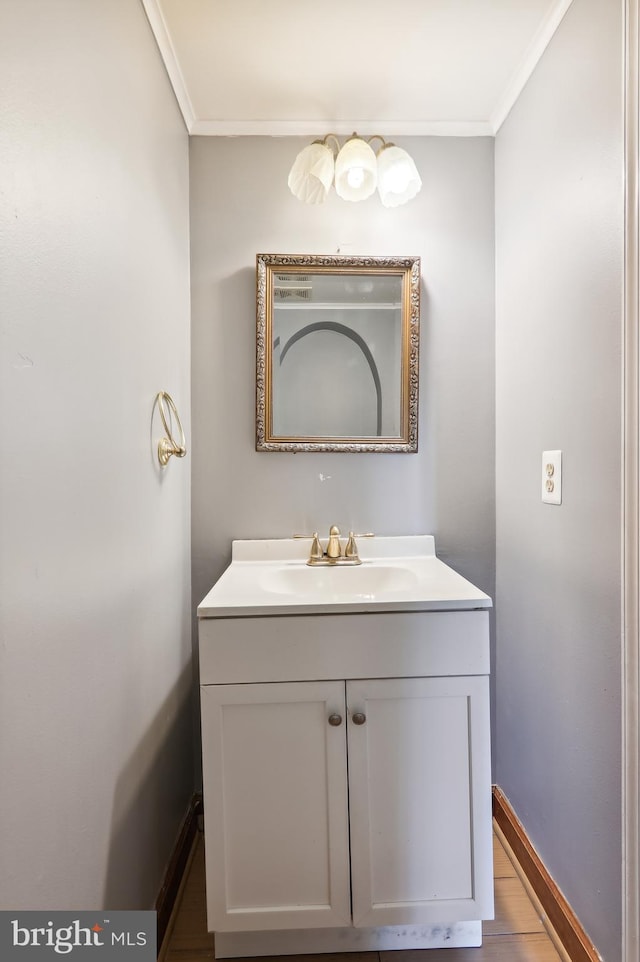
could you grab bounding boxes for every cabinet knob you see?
[328,713,343,727]
[352,712,366,726]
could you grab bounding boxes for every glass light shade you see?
[376,145,422,208]
[287,142,335,204]
[334,138,377,202]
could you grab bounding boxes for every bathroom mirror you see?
[256,254,420,452]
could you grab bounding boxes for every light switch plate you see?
[542,450,562,504]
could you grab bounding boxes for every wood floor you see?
[161,828,566,962]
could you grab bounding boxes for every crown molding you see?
[141,0,195,132]
[189,119,494,138]
[490,0,575,132]
[144,0,571,139]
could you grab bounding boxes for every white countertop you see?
[197,536,492,618]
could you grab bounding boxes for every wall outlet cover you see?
[542,450,562,504]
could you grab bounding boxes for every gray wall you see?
[495,0,623,959]
[190,136,496,622]
[0,0,192,909]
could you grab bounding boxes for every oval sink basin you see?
[197,537,493,616]
[259,564,418,598]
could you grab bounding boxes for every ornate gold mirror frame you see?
[256,254,420,452]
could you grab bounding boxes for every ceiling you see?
[142,0,573,137]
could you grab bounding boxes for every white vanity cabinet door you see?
[347,676,494,928]
[200,680,352,932]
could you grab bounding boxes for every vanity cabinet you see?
[200,680,351,933]
[200,674,491,935]
[347,675,491,929]
[199,606,494,956]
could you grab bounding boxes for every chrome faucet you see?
[294,527,374,565]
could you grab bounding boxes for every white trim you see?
[141,2,571,140]
[141,0,195,132]
[490,0,575,133]
[188,119,494,138]
[214,921,482,957]
[623,0,640,959]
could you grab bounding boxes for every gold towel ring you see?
[157,391,187,466]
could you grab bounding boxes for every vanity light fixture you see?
[287,133,422,208]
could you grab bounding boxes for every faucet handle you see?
[293,531,323,561]
[344,531,374,560]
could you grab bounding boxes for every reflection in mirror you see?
[256,255,420,452]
